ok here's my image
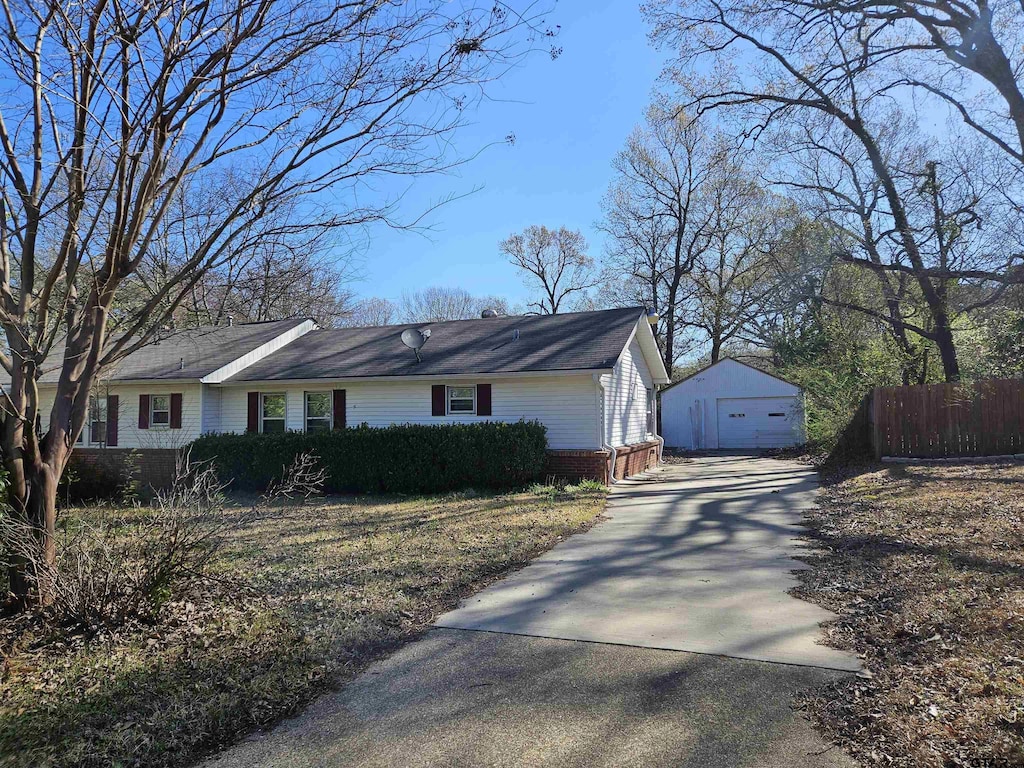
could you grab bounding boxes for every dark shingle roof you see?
[227,307,644,382]
[35,318,308,383]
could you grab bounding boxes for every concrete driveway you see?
[438,455,860,671]
[203,456,859,768]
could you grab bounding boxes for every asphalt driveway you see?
[204,456,859,768]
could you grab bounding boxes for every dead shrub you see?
[0,451,325,633]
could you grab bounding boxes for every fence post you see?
[870,388,882,460]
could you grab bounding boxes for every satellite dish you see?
[401,327,432,362]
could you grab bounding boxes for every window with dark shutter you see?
[138,394,150,429]
[431,384,446,416]
[247,392,259,433]
[477,384,492,416]
[170,393,183,429]
[333,389,346,430]
[106,394,119,446]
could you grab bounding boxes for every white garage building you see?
[660,358,805,450]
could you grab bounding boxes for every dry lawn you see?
[0,486,605,768]
[797,461,1024,767]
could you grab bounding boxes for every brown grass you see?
[0,486,605,768]
[797,461,1024,767]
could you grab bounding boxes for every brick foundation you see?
[611,440,661,481]
[544,449,611,484]
[545,440,661,485]
[68,448,179,495]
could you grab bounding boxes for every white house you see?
[28,307,670,485]
[660,358,805,450]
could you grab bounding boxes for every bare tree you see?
[342,297,400,327]
[399,286,514,322]
[597,101,719,374]
[0,0,556,605]
[645,0,1024,381]
[400,286,479,322]
[683,161,786,362]
[500,225,598,314]
[800,1,1024,167]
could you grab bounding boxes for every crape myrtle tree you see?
[644,0,1024,382]
[0,0,557,606]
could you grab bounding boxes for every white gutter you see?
[593,372,618,485]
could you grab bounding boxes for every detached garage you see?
[660,358,805,450]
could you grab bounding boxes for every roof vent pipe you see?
[227,315,234,327]
[179,357,185,371]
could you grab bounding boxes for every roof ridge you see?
[331,306,644,333]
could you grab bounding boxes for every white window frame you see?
[150,394,171,429]
[304,391,332,433]
[89,395,107,445]
[261,392,287,434]
[446,385,476,415]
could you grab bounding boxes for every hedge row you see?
[188,420,549,494]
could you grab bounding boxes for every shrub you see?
[0,452,324,632]
[189,420,549,494]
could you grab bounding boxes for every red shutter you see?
[477,384,492,416]
[106,394,119,446]
[431,384,446,416]
[170,393,183,429]
[138,394,150,429]
[247,392,260,433]
[333,389,346,430]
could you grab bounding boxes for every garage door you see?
[716,397,801,449]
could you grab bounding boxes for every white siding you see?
[661,359,805,450]
[109,383,203,449]
[600,336,655,447]
[201,386,222,434]
[215,375,601,450]
[35,382,203,449]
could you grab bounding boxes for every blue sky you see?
[354,1,667,307]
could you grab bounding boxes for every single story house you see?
[26,307,670,485]
[660,358,806,450]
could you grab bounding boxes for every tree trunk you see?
[933,319,960,383]
[5,458,59,606]
[710,338,722,364]
[663,315,676,379]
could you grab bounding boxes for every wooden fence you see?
[871,378,1024,459]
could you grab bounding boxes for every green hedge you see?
[188,420,549,494]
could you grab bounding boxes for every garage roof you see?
[660,358,802,394]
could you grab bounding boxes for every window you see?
[261,393,286,433]
[447,385,476,414]
[305,392,331,433]
[89,396,107,444]
[151,394,170,427]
